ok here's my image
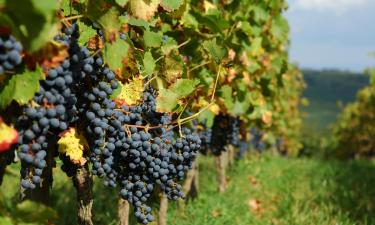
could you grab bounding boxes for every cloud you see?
[292,0,369,13]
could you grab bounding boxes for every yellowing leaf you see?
[58,128,88,165]
[116,77,144,105]
[261,111,272,125]
[130,0,161,21]
[0,119,18,153]
[209,103,220,115]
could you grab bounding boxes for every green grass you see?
[2,154,375,225]
[167,155,375,225]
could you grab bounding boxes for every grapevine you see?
[0,0,304,224]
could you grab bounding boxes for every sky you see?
[285,0,375,72]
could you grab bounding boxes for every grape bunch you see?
[81,84,201,223]
[250,127,265,152]
[15,24,89,189]
[0,34,23,74]
[229,118,240,147]
[210,115,240,156]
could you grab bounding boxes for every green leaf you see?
[15,200,58,223]
[232,96,251,115]
[161,37,178,55]
[250,37,263,56]
[219,85,234,109]
[144,30,163,47]
[156,89,180,112]
[170,79,199,98]
[86,0,121,40]
[103,38,129,73]
[0,216,13,225]
[181,12,199,29]
[123,16,153,29]
[203,39,226,64]
[141,51,156,77]
[160,0,183,12]
[77,20,97,45]
[110,82,122,99]
[5,0,59,52]
[270,15,289,42]
[115,0,129,7]
[197,68,214,88]
[163,54,183,82]
[0,67,44,109]
[60,0,84,17]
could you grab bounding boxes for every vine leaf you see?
[77,20,97,46]
[203,39,226,64]
[86,0,121,40]
[60,0,84,17]
[129,0,161,21]
[170,79,200,97]
[115,0,129,7]
[219,85,234,109]
[58,128,88,165]
[0,67,44,109]
[115,77,144,105]
[161,37,178,55]
[156,89,180,112]
[141,51,155,77]
[156,79,199,112]
[160,0,183,12]
[163,53,183,82]
[144,30,163,47]
[103,38,129,75]
[5,0,59,52]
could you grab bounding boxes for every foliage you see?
[332,68,375,158]
[0,0,304,223]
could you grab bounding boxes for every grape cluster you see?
[210,115,240,156]
[81,84,201,223]
[15,24,88,189]
[250,127,265,152]
[0,34,23,74]
[229,118,240,147]
[194,122,212,155]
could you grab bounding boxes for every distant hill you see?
[301,69,369,133]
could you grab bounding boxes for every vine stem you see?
[189,61,210,72]
[177,102,189,137]
[177,38,191,49]
[61,14,84,21]
[178,101,215,124]
[211,64,222,102]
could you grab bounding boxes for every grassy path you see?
[168,155,375,225]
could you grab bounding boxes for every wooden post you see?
[216,152,227,193]
[158,194,168,225]
[73,164,94,225]
[227,145,235,167]
[190,159,199,197]
[118,199,129,225]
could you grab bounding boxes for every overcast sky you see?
[285,0,375,72]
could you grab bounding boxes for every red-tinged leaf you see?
[0,119,18,153]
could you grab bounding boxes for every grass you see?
[2,154,375,225]
[167,154,375,225]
